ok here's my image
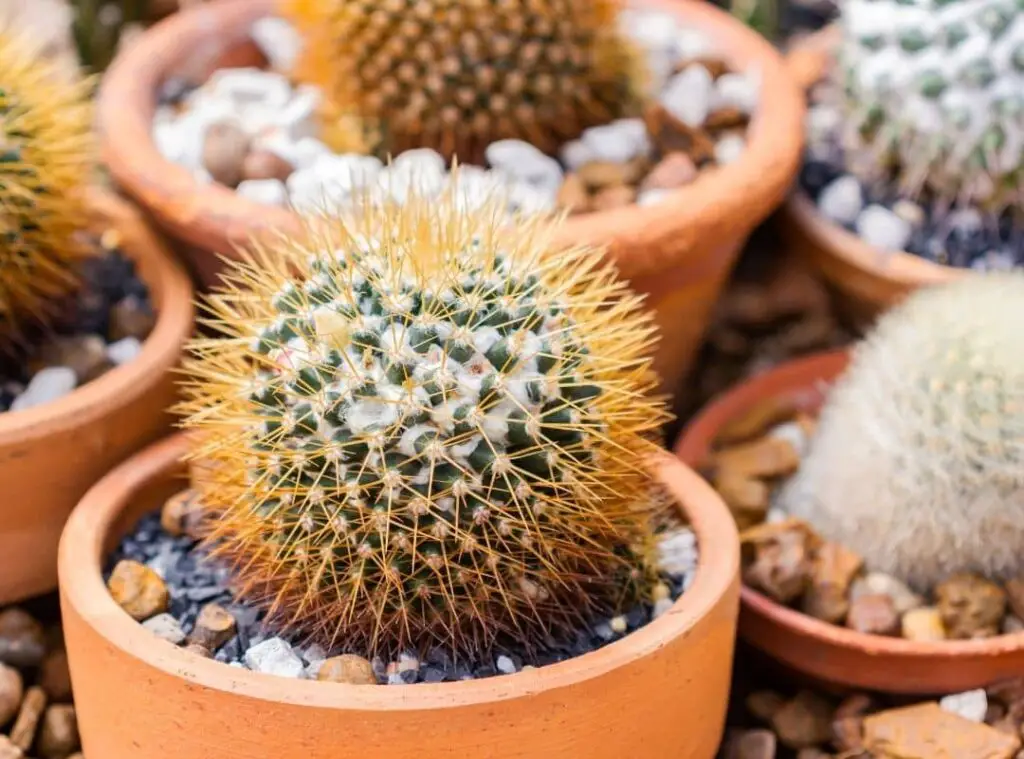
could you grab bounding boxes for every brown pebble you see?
[36,704,79,759]
[741,523,814,604]
[202,121,252,187]
[39,650,72,703]
[241,149,293,182]
[802,541,864,624]
[576,160,645,189]
[590,184,636,212]
[107,559,169,621]
[0,609,46,669]
[317,655,377,684]
[109,295,157,342]
[10,686,46,752]
[846,593,900,636]
[188,604,236,651]
[713,470,769,529]
[714,436,800,481]
[32,335,112,384]
[864,702,1020,758]
[1005,578,1024,621]
[831,714,865,752]
[714,397,800,446]
[745,690,786,723]
[771,690,833,749]
[0,736,21,758]
[640,151,697,192]
[183,643,212,658]
[160,489,204,539]
[722,728,777,759]
[901,607,947,642]
[555,173,590,213]
[937,573,1006,639]
[0,662,23,726]
[705,106,749,130]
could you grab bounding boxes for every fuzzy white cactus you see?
[837,0,1024,210]
[778,273,1024,591]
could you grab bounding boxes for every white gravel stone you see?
[714,135,746,165]
[657,527,698,578]
[106,336,143,366]
[496,655,516,674]
[299,643,327,666]
[661,64,714,128]
[236,178,288,206]
[580,119,651,164]
[275,85,320,141]
[244,637,306,678]
[940,690,988,723]
[674,28,713,62]
[766,507,789,523]
[850,572,923,615]
[653,598,674,619]
[806,104,842,148]
[142,613,186,645]
[609,615,628,634]
[559,140,595,171]
[637,188,673,207]
[768,421,810,458]
[11,367,76,412]
[397,653,420,673]
[855,204,912,252]
[817,175,864,226]
[207,68,292,111]
[287,154,384,212]
[713,72,760,114]
[251,17,303,73]
[485,139,563,195]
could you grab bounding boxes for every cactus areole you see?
[181,184,671,657]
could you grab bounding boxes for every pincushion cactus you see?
[778,273,1024,591]
[180,181,670,656]
[0,27,95,349]
[282,0,646,164]
[837,0,1024,210]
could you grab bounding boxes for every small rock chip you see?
[715,436,800,480]
[0,609,46,668]
[714,135,746,165]
[855,204,911,252]
[10,686,46,752]
[771,690,834,749]
[590,184,636,212]
[317,655,376,684]
[576,160,642,189]
[241,149,294,182]
[832,714,865,752]
[742,525,813,604]
[160,489,204,539]
[33,335,111,384]
[0,736,21,759]
[496,655,516,675]
[901,607,947,642]
[109,295,156,342]
[864,702,1020,758]
[817,175,863,226]
[10,367,77,412]
[202,120,252,188]
[244,638,305,678]
[0,662,23,726]
[661,64,714,128]
[183,643,212,658]
[713,470,769,529]
[640,152,697,191]
[937,573,1006,639]
[106,336,143,366]
[107,559,170,621]
[715,397,800,446]
[609,615,628,634]
[746,690,786,722]
[722,728,777,759]
[802,541,864,624]
[846,593,900,636]
[850,572,923,616]
[555,173,589,213]
[36,704,79,759]
[188,603,237,651]
[236,178,289,205]
[39,650,72,702]
[142,613,186,646]
[940,689,988,724]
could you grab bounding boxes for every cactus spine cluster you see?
[778,273,1024,591]
[0,26,95,349]
[282,0,645,165]
[180,181,670,656]
[836,0,1024,211]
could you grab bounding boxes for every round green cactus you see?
[180,181,670,656]
[836,0,1024,210]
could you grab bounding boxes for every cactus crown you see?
[836,0,1024,211]
[778,273,1024,591]
[282,0,646,165]
[0,27,95,350]
[180,181,670,656]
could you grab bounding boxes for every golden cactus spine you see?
[0,27,95,349]
[178,181,670,657]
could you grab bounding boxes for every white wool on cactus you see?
[778,272,1024,591]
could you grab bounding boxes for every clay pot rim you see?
[0,188,194,446]
[784,26,960,290]
[675,348,1024,661]
[58,431,739,711]
[97,0,805,280]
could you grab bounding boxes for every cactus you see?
[835,0,1024,211]
[282,0,646,164]
[777,273,1024,591]
[0,26,95,349]
[179,180,670,656]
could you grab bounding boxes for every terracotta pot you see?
[780,26,961,330]
[97,0,805,405]
[675,350,1024,695]
[0,188,194,605]
[60,433,739,758]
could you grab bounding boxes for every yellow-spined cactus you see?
[179,179,670,656]
[0,27,95,349]
[282,0,645,164]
